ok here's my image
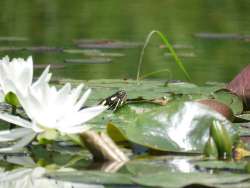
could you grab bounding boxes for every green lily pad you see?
[46,170,133,185]
[194,160,247,171]
[133,170,250,188]
[126,161,250,188]
[55,79,225,106]
[165,81,222,95]
[108,101,238,153]
[213,89,243,115]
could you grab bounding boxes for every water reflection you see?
[0,154,104,188]
[0,166,103,188]
[0,1,250,83]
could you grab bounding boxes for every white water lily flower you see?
[17,82,107,134]
[0,56,51,98]
[0,57,106,151]
[0,80,106,152]
[0,56,106,152]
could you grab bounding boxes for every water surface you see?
[0,0,250,84]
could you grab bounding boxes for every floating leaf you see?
[197,99,234,121]
[194,33,249,40]
[194,160,247,172]
[127,161,250,188]
[0,36,28,42]
[165,81,221,96]
[133,170,250,188]
[75,39,142,49]
[64,58,112,64]
[34,64,65,69]
[0,46,63,52]
[108,101,238,153]
[46,170,133,185]
[213,89,243,115]
[63,49,124,57]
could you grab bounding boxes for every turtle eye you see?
[99,90,127,111]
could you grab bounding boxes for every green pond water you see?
[1,0,250,84]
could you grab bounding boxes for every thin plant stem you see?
[136,30,191,83]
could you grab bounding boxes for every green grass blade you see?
[136,30,191,82]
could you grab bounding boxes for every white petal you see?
[0,128,32,141]
[0,66,7,93]
[12,132,35,149]
[0,89,4,102]
[56,83,71,103]
[0,168,33,181]
[32,65,51,89]
[73,105,107,124]
[0,113,32,128]
[70,84,84,105]
[46,73,52,82]
[0,132,36,153]
[17,57,33,92]
[1,79,16,94]
[20,88,49,127]
[73,89,91,111]
[31,121,44,133]
[58,105,106,129]
[1,56,9,62]
[6,156,36,166]
[58,124,90,134]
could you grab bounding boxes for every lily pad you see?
[213,89,243,115]
[46,170,133,185]
[63,49,124,57]
[133,170,250,188]
[74,39,142,49]
[55,79,225,107]
[194,160,247,172]
[107,101,238,153]
[64,58,112,64]
[0,46,63,52]
[0,36,28,42]
[127,161,250,188]
[194,32,248,40]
